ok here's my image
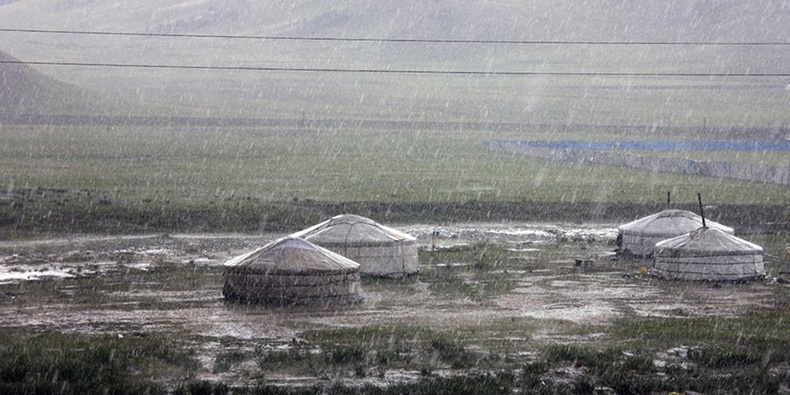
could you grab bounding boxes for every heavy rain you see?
[1,1,789,394]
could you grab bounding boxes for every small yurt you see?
[651,227,765,281]
[617,209,734,256]
[222,237,362,305]
[291,214,419,278]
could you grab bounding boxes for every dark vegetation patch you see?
[0,331,198,395]
[613,310,790,367]
[2,188,787,238]
[5,335,785,395]
[171,373,519,395]
[213,350,248,373]
[295,325,481,371]
[251,325,509,377]
[244,311,790,393]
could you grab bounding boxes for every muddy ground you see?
[1,223,787,387]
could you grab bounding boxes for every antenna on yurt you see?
[697,193,706,228]
[666,191,671,208]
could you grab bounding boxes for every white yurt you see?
[617,209,734,256]
[222,237,362,305]
[291,214,419,278]
[651,227,765,281]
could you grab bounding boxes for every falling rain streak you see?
[0,1,789,393]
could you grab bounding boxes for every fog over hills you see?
[0,1,788,124]
[3,0,788,41]
[0,49,105,115]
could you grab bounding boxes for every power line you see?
[2,27,790,46]
[3,59,789,77]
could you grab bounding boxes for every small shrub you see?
[257,348,310,371]
[688,347,761,369]
[0,337,168,395]
[522,361,549,387]
[326,346,366,365]
[621,354,655,373]
[213,350,247,373]
[430,338,478,368]
[542,345,620,369]
[173,380,230,395]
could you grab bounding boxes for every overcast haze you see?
[1,0,788,125]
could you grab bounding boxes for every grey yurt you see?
[291,214,419,278]
[651,227,765,281]
[617,209,734,256]
[223,237,362,305]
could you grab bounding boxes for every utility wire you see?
[2,27,790,46]
[2,59,788,77]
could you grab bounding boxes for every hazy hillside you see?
[0,1,788,125]
[2,0,788,42]
[0,49,103,116]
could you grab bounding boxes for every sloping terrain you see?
[2,0,788,42]
[1,49,81,114]
[0,1,787,124]
[0,49,121,116]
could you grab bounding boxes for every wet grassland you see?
[1,123,788,237]
[0,120,789,393]
[1,234,788,394]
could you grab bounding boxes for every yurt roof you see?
[291,214,416,245]
[618,209,733,237]
[223,237,360,274]
[654,227,763,257]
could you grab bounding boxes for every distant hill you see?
[0,49,110,116]
[0,1,788,126]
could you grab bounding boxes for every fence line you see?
[483,140,790,185]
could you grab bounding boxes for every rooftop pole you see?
[697,193,706,228]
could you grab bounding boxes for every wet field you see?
[2,223,786,389]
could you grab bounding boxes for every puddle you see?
[404,222,618,247]
[0,223,782,386]
[0,260,152,285]
[0,268,75,284]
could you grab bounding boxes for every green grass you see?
[628,149,789,166]
[258,325,496,375]
[613,310,790,351]
[6,316,787,395]
[1,123,788,236]
[0,331,200,395]
[2,124,788,204]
